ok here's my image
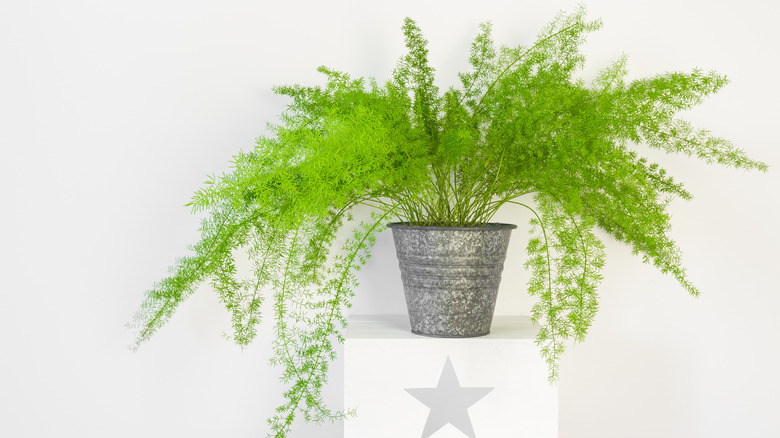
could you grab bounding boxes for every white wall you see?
[2,1,778,437]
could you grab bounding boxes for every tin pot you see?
[387,223,516,337]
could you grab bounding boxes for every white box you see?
[344,315,558,438]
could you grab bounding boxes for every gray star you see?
[405,357,494,438]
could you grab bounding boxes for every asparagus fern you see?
[129,6,766,436]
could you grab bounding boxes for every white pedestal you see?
[344,315,557,438]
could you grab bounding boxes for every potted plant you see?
[129,7,766,437]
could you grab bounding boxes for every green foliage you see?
[520,194,605,383]
[129,6,767,436]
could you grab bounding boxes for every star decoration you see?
[405,357,494,438]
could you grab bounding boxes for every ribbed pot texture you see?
[388,223,516,337]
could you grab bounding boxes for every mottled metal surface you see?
[388,223,516,337]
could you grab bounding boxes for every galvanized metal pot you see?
[387,223,517,337]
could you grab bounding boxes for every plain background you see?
[2,0,779,437]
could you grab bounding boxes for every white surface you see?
[1,1,779,437]
[345,316,557,438]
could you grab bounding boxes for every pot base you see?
[410,330,491,338]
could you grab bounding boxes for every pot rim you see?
[387,222,517,231]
